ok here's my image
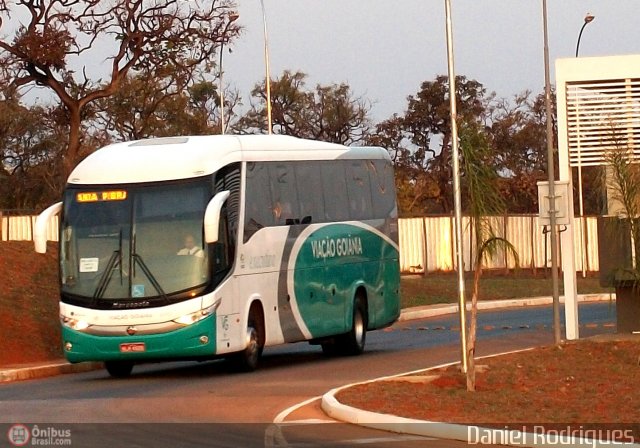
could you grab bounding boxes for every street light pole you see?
[219,13,239,135]
[259,0,273,134]
[574,13,594,277]
[444,0,467,373]
[542,0,562,345]
[575,13,595,58]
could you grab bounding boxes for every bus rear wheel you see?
[341,295,367,355]
[322,295,367,356]
[105,361,134,378]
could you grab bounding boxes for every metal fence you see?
[2,212,599,274]
[398,215,599,274]
[0,211,59,243]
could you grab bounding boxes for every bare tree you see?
[0,0,240,179]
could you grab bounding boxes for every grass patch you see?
[400,270,611,308]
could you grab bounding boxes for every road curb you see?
[321,361,469,439]
[322,386,640,447]
[0,361,103,383]
[398,293,614,321]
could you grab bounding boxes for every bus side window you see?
[322,161,349,222]
[269,163,300,226]
[244,162,274,241]
[369,160,397,218]
[214,163,241,244]
[295,161,324,225]
[346,160,374,220]
[214,163,241,258]
[212,206,232,282]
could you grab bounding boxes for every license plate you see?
[119,342,146,353]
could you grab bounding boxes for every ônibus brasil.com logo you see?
[7,424,72,446]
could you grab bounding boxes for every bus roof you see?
[68,135,391,185]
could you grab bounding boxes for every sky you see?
[224,0,640,122]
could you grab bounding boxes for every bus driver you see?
[177,234,205,258]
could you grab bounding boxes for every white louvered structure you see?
[556,54,640,341]
[566,78,640,167]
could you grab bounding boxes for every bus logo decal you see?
[310,236,363,259]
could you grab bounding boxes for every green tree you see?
[487,90,558,212]
[367,114,442,215]
[602,124,640,283]
[370,75,489,215]
[0,89,63,208]
[94,72,240,140]
[0,0,240,180]
[237,70,372,145]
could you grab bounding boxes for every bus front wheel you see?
[229,310,264,372]
[105,361,134,378]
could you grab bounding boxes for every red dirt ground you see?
[337,338,640,437]
[0,241,61,367]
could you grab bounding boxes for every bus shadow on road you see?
[87,343,386,381]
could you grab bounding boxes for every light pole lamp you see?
[219,12,240,135]
[575,13,595,57]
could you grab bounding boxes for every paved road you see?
[0,302,616,447]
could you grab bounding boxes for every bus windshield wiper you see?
[132,253,168,303]
[93,250,121,301]
[93,230,123,301]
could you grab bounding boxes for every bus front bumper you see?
[61,315,217,363]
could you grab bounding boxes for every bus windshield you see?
[60,180,211,308]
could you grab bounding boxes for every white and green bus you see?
[34,135,400,377]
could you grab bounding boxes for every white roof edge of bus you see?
[67,135,390,185]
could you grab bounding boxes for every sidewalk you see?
[0,293,613,383]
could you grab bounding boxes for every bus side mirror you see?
[34,202,62,254]
[204,191,230,244]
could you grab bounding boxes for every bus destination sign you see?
[76,191,128,202]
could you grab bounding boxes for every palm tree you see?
[459,121,518,392]
[603,125,640,283]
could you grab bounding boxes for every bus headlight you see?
[173,300,220,327]
[61,316,91,331]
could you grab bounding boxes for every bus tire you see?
[322,294,367,357]
[105,361,134,378]
[341,294,367,356]
[229,308,264,372]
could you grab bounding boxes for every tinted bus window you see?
[295,162,324,224]
[346,160,373,220]
[214,163,241,243]
[322,161,350,222]
[244,162,274,240]
[269,163,300,226]
[370,160,397,218]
